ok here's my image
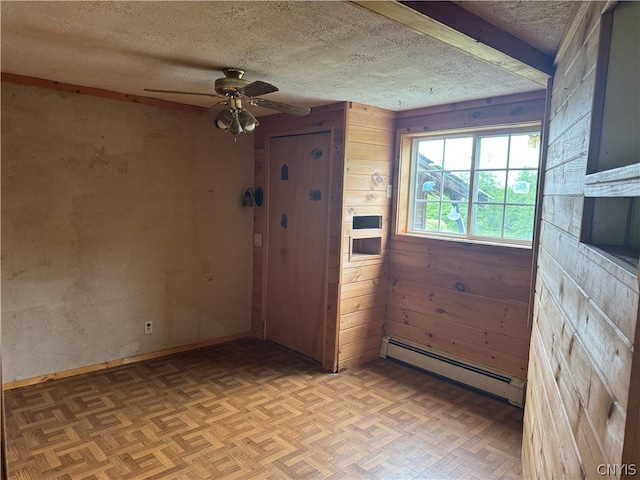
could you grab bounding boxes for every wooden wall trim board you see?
[2,332,252,391]
[528,77,553,327]
[1,72,207,113]
[395,95,546,132]
[395,90,546,120]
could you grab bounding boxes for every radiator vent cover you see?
[380,335,526,407]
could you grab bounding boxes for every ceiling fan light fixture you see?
[214,108,233,130]
[146,68,310,139]
[238,109,259,133]
[228,111,243,136]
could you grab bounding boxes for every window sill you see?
[395,231,533,250]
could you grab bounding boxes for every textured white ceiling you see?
[455,1,575,57]
[1,1,574,116]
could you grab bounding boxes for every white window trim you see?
[395,123,542,248]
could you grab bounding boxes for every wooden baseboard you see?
[2,332,252,391]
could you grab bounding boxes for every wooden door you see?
[266,131,331,361]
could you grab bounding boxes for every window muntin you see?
[407,129,541,244]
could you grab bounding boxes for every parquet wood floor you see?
[5,339,523,479]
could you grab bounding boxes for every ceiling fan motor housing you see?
[215,68,249,96]
[144,66,310,129]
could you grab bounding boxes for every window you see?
[404,128,541,245]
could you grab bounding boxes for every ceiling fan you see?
[145,68,311,136]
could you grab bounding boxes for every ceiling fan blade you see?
[241,80,279,98]
[252,98,311,116]
[144,88,218,98]
[203,100,228,118]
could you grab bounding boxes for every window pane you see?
[444,171,470,202]
[406,128,541,244]
[509,133,541,168]
[507,170,538,204]
[416,170,443,200]
[418,139,444,167]
[476,170,506,203]
[443,137,473,170]
[415,201,442,232]
[478,136,509,169]
[473,204,504,237]
[504,205,535,240]
[440,202,467,235]
[412,200,427,230]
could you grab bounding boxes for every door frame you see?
[260,125,337,367]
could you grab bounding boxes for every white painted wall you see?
[1,82,254,381]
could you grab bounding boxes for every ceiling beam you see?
[350,1,554,86]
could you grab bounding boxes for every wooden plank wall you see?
[386,92,547,379]
[337,103,396,371]
[522,2,640,478]
[386,239,533,378]
[623,284,640,472]
[251,103,347,371]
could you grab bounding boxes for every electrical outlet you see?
[254,233,263,247]
[144,321,153,334]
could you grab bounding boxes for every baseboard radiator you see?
[380,335,526,407]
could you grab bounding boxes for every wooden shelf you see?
[349,236,382,260]
[604,246,639,270]
[584,163,640,197]
[586,244,639,276]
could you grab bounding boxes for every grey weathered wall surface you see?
[1,82,254,382]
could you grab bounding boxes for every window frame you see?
[395,123,542,248]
